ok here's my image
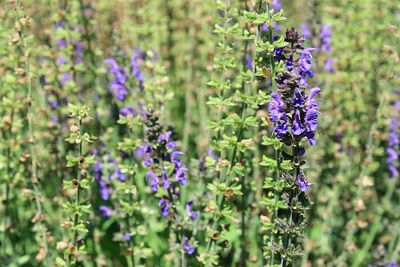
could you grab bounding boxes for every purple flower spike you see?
[104,58,128,101]
[320,24,332,52]
[324,58,334,73]
[387,98,399,179]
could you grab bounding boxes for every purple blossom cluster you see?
[269,28,321,191]
[387,98,400,178]
[103,58,129,101]
[320,24,334,72]
[104,49,146,101]
[270,28,320,147]
[55,21,84,89]
[93,151,127,216]
[137,118,188,198]
[137,110,197,255]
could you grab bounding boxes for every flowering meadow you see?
[0,0,399,266]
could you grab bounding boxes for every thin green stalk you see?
[269,149,280,265]
[126,179,136,267]
[181,237,186,267]
[15,0,50,263]
[338,92,386,264]
[351,179,397,266]
[68,117,83,266]
[2,109,14,257]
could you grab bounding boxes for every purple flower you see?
[305,132,316,146]
[183,236,195,255]
[389,132,399,147]
[147,171,159,192]
[245,54,253,70]
[387,148,398,163]
[176,167,188,185]
[387,99,400,178]
[293,88,305,107]
[320,24,332,52]
[298,48,316,85]
[99,205,112,217]
[120,107,135,117]
[131,50,145,90]
[297,171,310,192]
[305,108,318,132]
[261,23,269,32]
[324,58,334,73]
[159,198,170,216]
[171,151,185,165]
[159,131,176,149]
[300,23,311,39]
[94,161,103,179]
[74,42,84,64]
[99,180,110,200]
[104,58,128,101]
[48,100,58,108]
[60,72,72,86]
[271,0,282,12]
[186,201,199,219]
[292,109,305,136]
[123,233,131,241]
[57,39,67,49]
[388,261,398,267]
[112,167,126,182]
[162,170,170,189]
[57,57,67,66]
[389,165,399,178]
[207,149,218,160]
[269,92,285,123]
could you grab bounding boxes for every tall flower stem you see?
[68,117,83,266]
[269,149,280,265]
[15,0,49,262]
[351,178,397,267]
[338,92,386,264]
[74,118,83,246]
[2,108,14,257]
[125,181,136,267]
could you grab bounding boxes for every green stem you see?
[269,149,280,265]
[181,237,186,267]
[351,179,397,266]
[15,0,50,263]
[69,118,83,266]
[338,92,386,263]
